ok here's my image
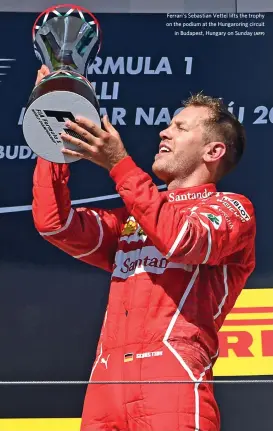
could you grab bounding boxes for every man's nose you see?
[160,127,171,140]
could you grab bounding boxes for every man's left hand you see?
[61,115,128,171]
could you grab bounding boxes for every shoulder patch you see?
[201,213,222,229]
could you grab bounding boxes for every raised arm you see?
[32,157,127,272]
[110,157,256,266]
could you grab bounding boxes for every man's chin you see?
[152,160,170,183]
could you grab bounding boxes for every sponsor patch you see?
[120,216,147,243]
[121,217,138,236]
[202,213,222,229]
[100,354,110,369]
[168,189,213,202]
[225,197,250,221]
[113,246,192,279]
[210,205,234,229]
[217,197,251,223]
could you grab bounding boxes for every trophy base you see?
[23,73,101,164]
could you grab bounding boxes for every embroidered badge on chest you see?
[121,216,147,243]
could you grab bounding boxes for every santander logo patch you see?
[112,246,192,279]
[168,189,213,202]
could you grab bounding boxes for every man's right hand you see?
[35,65,50,86]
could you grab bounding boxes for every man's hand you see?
[60,116,128,171]
[35,64,50,85]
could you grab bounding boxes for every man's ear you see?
[203,142,226,163]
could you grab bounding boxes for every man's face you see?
[152,106,212,184]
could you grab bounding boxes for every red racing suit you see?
[32,156,256,431]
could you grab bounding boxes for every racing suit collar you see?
[166,183,217,203]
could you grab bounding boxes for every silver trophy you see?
[23,4,101,163]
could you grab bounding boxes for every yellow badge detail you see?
[121,220,138,236]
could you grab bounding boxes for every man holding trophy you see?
[28,5,256,431]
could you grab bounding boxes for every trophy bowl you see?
[23,4,102,163]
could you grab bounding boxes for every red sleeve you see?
[110,157,256,266]
[32,157,128,272]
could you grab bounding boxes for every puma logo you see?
[101,354,110,369]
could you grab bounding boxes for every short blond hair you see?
[183,93,246,175]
